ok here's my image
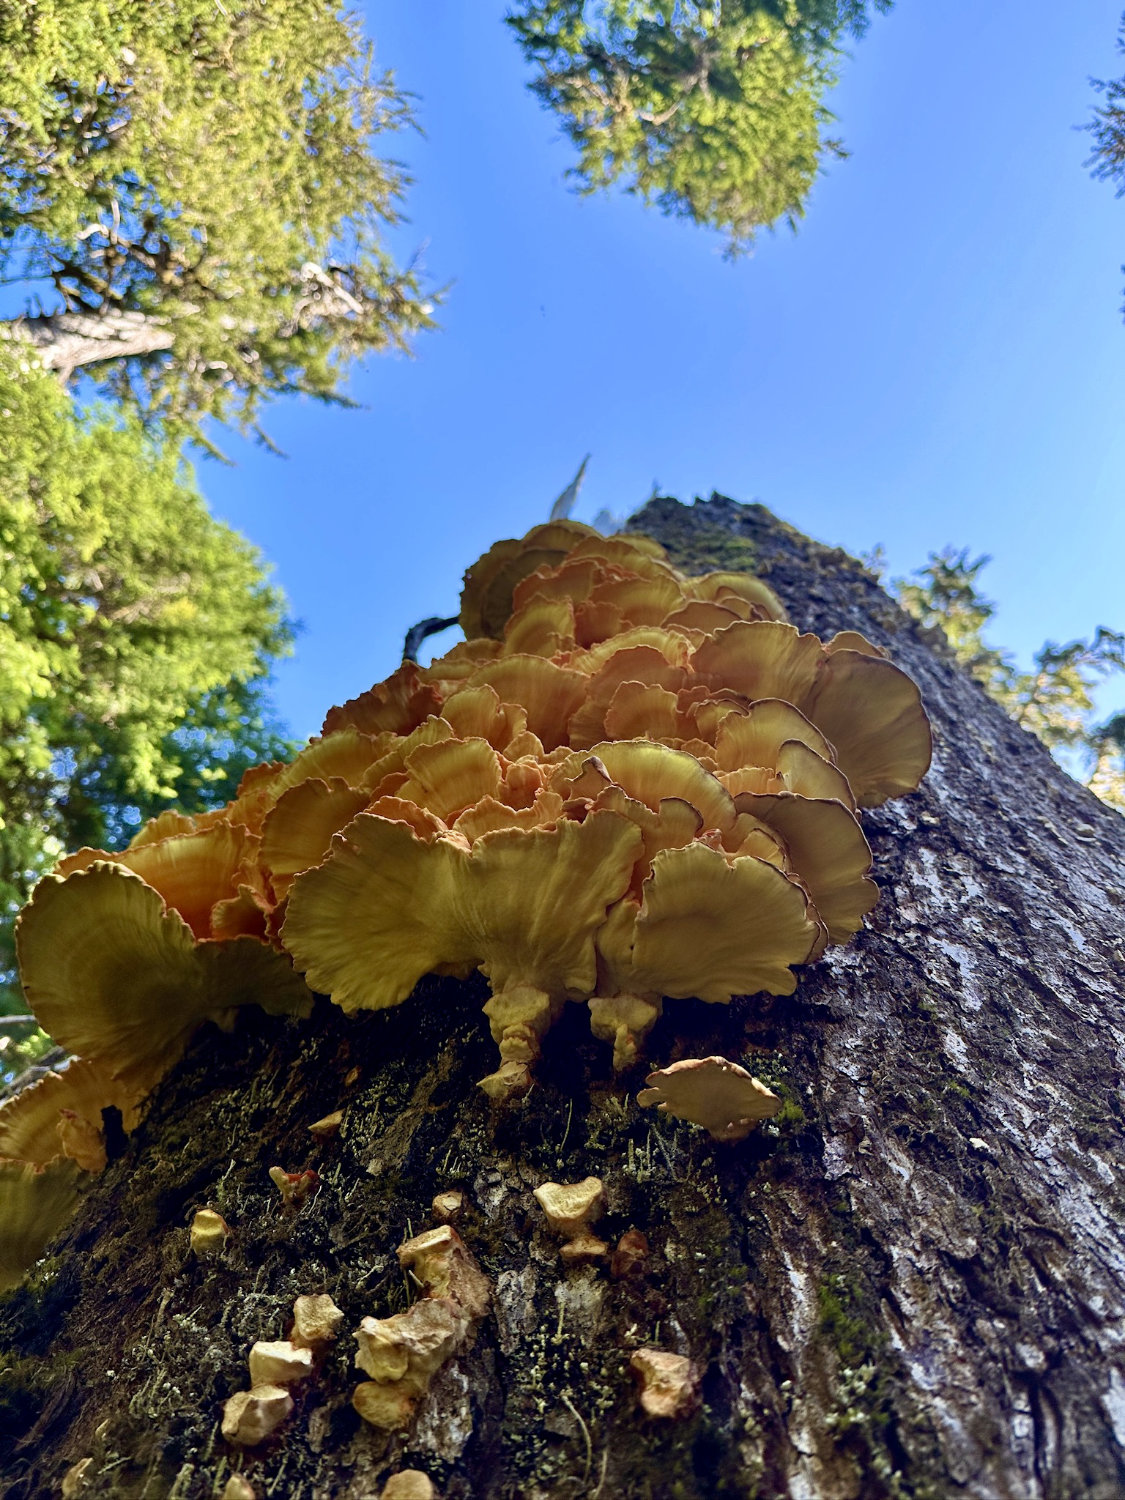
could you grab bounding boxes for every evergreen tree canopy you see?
[507,0,892,251]
[1087,13,1125,195]
[889,547,1125,808]
[0,347,294,1029]
[0,0,432,436]
[1086,10,1125,314]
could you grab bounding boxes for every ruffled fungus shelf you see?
[0,519,931,1284]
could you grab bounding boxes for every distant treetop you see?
[507,0,893,253]
[0,0,433,439]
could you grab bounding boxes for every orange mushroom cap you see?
[210,884,273,942]
[465,656,588,752]
[452,790,565,841]
[637,1056,781,1140]
[567,639,690,748]
[395,737,505,823]
[271,728,386,803]
[459,521,601,639]
[801,647,934,806]
[661,599,744,637]
[601,681,683,743]
[692,621,931,805]
[511,556,603,613]
[125,808,198,849]
[0,1158,81,1291]
[711,699,836,775]
[0,1058,147,1172]
[692,620,827,706]
[565,532,671,567]
[282,811,643,1013]
[359,716,455,796]
[501,595,577,657]
[587,570,685,629]
[552,741,736,837]
[438,685,530,753]
[824,629,887,658]
[584,784,702,892]
[596,841,823,1004]
[732,790,877,944]
[57,820,254,940]
[259,778,371,899]
[687,571,787,622]
[575,624,693,676]
[16,865,312,1091]
[322,662,443,738]
[363,795,449,841]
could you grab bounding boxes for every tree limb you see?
[2,309,176,382]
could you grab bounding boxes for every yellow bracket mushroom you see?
[1,521,932,1288]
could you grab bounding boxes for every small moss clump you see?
[627,507,761,578]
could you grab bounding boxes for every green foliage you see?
[0,0,432,435]
[507,0,891,251]
[1087,15,1125,194]
[0,346,296,1051]
[890,547,1125,809]
[1087,709,1125,809]
[1085,10,1125,315]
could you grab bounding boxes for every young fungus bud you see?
[534,1176,608,1263]
[57,1109,107,1173]
[352,1380,418,1433]
[247,1339,314,1389]
[630,1348,701,1419]
[611,1228,650,1280]
[189,1208,229,1257]
[397,1224,491,1319]
[352,1299,467,1432]
[381,1472,437,1500]
[533,1177,605,1238]
[220,1479,257,1500]
[291,1292,345,1350]
[308,1110,343,1139]
[431,1189,465,1223]
[221,1386,293,1447]
[60,1458,93,1498]
[268,1165,319,1208]
[637,1056,781,1141]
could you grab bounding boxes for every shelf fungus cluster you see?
[221,1292,344,1447]
[281,520,929,1095]
[0,520,930,1285]
[352,1226,491,1431]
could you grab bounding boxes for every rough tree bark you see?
[2,495,1123,1500]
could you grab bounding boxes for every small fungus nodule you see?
[630,1348,701,1419]
[189,1207,230,1257]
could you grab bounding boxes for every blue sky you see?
[199,1,1125,744]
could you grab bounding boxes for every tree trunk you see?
[2,310,175,381]
[2,495,1123,1500]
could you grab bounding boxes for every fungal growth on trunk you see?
[630,1349,703,1420]
[534,1175,609,1261]
[637,1056,783,1141]
[0,519,930,1283]
[352,1226,491,1432]
[189,1208,230,1258]
[221,1294,340,1448]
